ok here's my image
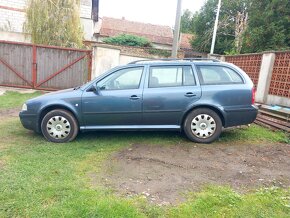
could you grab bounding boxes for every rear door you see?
[142,64,201,126]
[195,64,252,127]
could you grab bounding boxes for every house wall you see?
[80,0,94,40]
[0,0,94,42]
[0,0,26,33]
[0,30,30,42]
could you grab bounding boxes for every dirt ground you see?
[0,108,21,117]
[100,142,290,205]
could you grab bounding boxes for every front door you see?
[82,66,144,127]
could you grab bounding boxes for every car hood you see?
[26,88,82,104]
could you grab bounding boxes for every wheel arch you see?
[181,105,226,128]
[37,104,79,132]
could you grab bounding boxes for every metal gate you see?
[0,40,92,90]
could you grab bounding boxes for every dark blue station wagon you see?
[19,59,258,143]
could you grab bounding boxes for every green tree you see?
[181,9,194,33]
[190,0,249,54]
[242,0,290,53]
[25,0,84,48]
[181,0,289,54]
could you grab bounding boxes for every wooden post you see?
[32,45,37,88]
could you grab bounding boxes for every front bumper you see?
[19,111,39,132]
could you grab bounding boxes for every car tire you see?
[183,108,222,143]
[41,109,78,143]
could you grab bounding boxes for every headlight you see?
[22,103,27,111]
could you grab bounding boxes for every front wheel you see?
[183,108,222,143]
[41,109,79,143]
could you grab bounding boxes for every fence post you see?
[255,52,275,103]
[32,45,37,88]
[87,51,92,81]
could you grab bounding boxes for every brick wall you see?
[225,54,262,86]
[225,52,290,105]
[269,52,290,98]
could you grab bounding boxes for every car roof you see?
[127,58,222,66]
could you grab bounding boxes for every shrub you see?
[148,48,171,57]
[103,34,152,47]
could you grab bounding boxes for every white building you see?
[0,0,96,42]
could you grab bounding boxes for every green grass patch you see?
[0,91,42,109]
[0,91,289,217]
[168,186,290,218]
[220,124,289,144]
[0,117,289,217]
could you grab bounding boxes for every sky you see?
[99,0,206,27]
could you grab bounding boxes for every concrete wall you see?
[266,95,290,107]
[255,53,275,103]
[91,44,153,78]
[92,46,120,78]
[119,55,148,65]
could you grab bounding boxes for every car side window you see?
[197,65,243,85]
[97,67,143,90]
[149,66,196,88]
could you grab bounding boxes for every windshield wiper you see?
[73,86,81,90]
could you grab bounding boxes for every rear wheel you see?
[41,109,78,143]
[183,108,222,143]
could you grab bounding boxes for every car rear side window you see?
[197,65,243,85]
[149,66,196,88]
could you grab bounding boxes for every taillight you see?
[252,88,256,104]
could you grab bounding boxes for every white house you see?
[0,0,97,42]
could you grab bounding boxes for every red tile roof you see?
[99,17,173,45]
[180,33,194,49]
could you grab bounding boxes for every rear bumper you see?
[224,105,258,128]
[19,112,39,132]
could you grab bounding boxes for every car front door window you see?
[97,67,143,90]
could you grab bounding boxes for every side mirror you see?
[92,83,100,94]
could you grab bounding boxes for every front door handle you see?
[130,95,140,100]
[185,92,196,97]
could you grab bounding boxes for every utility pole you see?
[210,0,221,54]
[172,0,182,58]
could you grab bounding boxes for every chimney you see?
[92,0,99,22]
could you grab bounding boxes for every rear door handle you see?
[130,95,140,100]
[185,92,196,97]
